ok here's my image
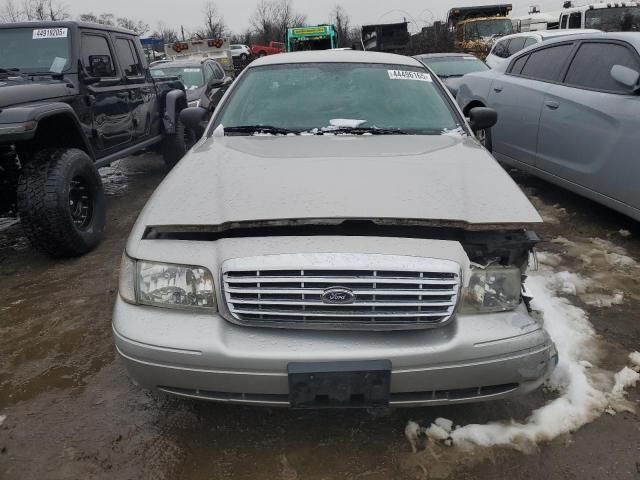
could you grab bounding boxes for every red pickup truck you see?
[250,41,285,57]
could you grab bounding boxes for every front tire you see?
[17,148,106,257]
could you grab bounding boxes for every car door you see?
[489,42,576,165]
[113,35,156,142]
[536,40,640,209]
[202,61,232,111]
[79,31,133,155]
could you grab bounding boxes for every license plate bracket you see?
[288,360,391,408]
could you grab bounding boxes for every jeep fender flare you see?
[0,102,94,158]
[163,89,187,134]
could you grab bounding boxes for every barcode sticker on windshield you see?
[33,28,68,39]
[388,70,432,82]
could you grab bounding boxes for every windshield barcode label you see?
[33,28,68,39]
[387,70,432,82]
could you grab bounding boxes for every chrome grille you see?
[222,255,461,330]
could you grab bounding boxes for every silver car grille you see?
[222,255,461,330]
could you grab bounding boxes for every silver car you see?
[113,50,557,408]
[457,32,640,221]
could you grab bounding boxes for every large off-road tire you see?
[162,116,196,170]
[17,148,106,257]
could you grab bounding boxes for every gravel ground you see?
[0,154,638,480]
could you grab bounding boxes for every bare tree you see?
[0,0,25,22]
[117,17,150,35]
[273,0,305,38]
[22,0,69,21]
[151,22,179,44]
[98,12,114,25]
[250,0,305,44]
[330,5,360,48]
[249,0,274,44]
[78,13,99,23]
[202,1,226,38]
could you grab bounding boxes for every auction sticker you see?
[388,70,432,82]
[33,28,68,39]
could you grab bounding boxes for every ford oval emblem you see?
[321,287,355,304]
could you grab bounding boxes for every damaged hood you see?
[138,134,541,232]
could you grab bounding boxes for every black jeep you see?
[0,21,191,257]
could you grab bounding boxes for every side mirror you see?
[207,78,224,89]
[180,107,208,130]
[468,107,498,131]
[83,74,101,85]
[611,64,640,92]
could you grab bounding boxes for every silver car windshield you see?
[150,66,204,90]
[215,62,462,135]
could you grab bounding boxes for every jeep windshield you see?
[214,62,462,135]
[0,27,71,74]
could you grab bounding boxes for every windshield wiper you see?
[319,126,409,135]
[224,125,300,135]
[0,67,30,80]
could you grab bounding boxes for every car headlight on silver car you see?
[119,253,216,310]
[461,265,521,313]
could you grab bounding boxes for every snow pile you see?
[612,367,639,395]
[630,351,640,370]
[618,229,631,238]
[406,261,639,453]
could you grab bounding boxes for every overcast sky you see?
[66,0,566,35]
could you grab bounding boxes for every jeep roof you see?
[0,20,136,36]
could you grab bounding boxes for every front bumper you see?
[113,297,557,407]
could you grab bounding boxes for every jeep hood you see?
[137,135,541,234]
[0,78,73,108]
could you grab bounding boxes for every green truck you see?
[286,25,338,52]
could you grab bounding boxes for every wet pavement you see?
[0,154,638,480]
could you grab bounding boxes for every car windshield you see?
[0,27,71,73]
[150,66,204,90]
[585,7,640,31]
[420,56,489,77]
[215,62,461,135]
[466,19,514,39]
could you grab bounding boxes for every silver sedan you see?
[457,32,640,221]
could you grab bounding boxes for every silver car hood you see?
[136,134,541,233]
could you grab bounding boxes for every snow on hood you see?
[135,135,541,232]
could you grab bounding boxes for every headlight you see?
[188,100,200,108]
[118,253,216,310]
[461,265,521,313]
